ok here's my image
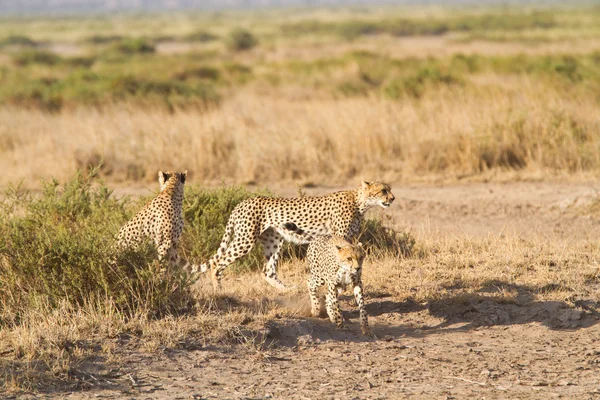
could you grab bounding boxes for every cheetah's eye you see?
[346,257,353,262]
[381,189,387,195]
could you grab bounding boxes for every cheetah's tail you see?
[282,222,316,243]
[195,217,236,274]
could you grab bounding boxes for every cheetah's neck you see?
[354,189,372,215]
[161,179,183,202]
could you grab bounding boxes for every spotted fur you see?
[307,235,370,335]
[116,170,187,265]
[196,180,395,290]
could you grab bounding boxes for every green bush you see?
[182,185,271,274]
[451,11,556,32]
[0,35,38,47]
[184,30,219,42]
[109,38,155,55]
[0,169,194,323]
[174,66,221,81]
[12,50,61,66]
[337,20,380,40]
[385,19,449,36]
[384,65,464,99]
[107,75,220,107]
[81,34,124,45]
[4,78,64,112]
[359,217,417,258]
[226,28,258,52]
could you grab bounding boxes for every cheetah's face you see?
[335,242,365,275]
[360,181,395,209]
[158,170,187,191]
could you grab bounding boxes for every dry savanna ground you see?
[2,4,600,400]
[4,181,600,399]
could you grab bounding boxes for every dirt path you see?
[14,181,600,399]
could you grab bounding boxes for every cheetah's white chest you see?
[336,266,353,290]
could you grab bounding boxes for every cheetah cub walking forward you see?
[117,171,187,266]
[307,235,370,335]
[197,180,394,290]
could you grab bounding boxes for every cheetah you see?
[116,170,187,266]
[307,235,370,335]
[195,180,394,290]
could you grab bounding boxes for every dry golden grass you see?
[1,74,598,188]
[2,221,598,392]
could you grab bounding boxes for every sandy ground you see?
[9,181,600,399]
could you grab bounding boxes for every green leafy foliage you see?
[0,169,193,324]
[0,34,39,47]
[182,185,271,274]
[226,28,258,52]
[108,38,155,55]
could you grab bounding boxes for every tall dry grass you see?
[0,76,598,187]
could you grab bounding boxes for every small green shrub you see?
[107,75,220,108]
[337,20,380,40]
[451,11,556,32]
[174,66,221,81]
[109,38,155,55]
[385,65,463,99]
[12,50,61,66]
[182,185,271,274]
[280,20,331,36]
[63,56,96,68]
[185,30,219,42]
[0,169,194,323]
[382,19,448,37]
[81,34,124,45]
[226,28,258,52]
[5,79,64,112]
[0,35,38,47]
[359,217,418,258]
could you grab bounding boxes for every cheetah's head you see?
[334,238,365,275]
[158,170,187,192]
[358,181,395,209]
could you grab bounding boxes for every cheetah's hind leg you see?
[259,228,290,291]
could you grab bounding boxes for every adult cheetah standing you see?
[116,170,187,266]
[196,180,395,290]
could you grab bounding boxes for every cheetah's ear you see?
[158,171,170,188]
[357,242,363,248]
[180,170,187,184]
[361,181,371,189]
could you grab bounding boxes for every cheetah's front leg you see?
[353,282,371,336]
[308,277,322,317]
[156,236,173,264]
[325,284,344,328]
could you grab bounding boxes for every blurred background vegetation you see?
[0,6,599,111]
[1,4,600,185]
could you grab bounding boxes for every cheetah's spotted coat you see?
[307,235,370,335]
[117,170,187,265]
[196,181,394,290]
